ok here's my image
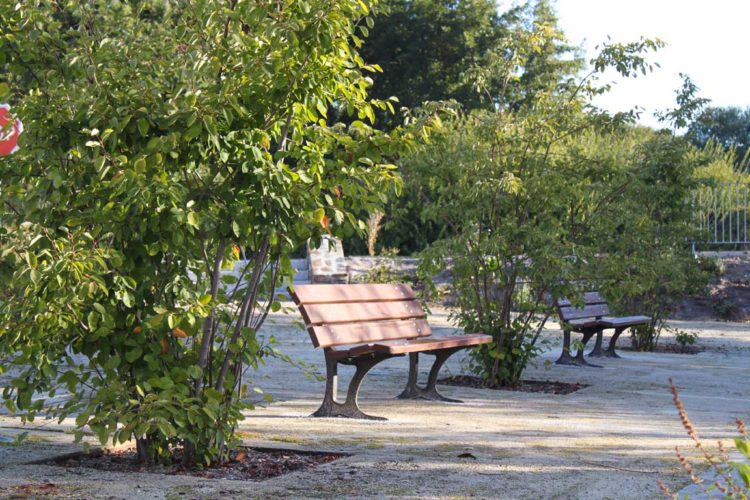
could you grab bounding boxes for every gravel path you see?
[0,307,747,499]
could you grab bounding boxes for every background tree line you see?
[348,0,749,256]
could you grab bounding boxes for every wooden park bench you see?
[555,291,650,367]
[289,283,492,420]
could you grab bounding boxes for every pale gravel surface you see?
[0,305,748,499]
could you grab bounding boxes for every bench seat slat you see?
[310,318,432,348]
[370,334,492,354]
[600,315,651,327]
[301,299,426,326]
[290,283,416,304]
[326,334,492,359]
[567,318,602,329]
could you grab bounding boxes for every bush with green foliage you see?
[0,0,430,465]
[589,134,710,351]
[413,12,674,385]
[357,248,411,285]
[673,329,699,352]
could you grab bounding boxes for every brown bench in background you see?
[555,291,650,367]
[290,284,492,420]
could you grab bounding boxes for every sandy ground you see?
[0,306,748,499]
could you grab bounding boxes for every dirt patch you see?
[1,482,79,499]
[44,446,346,481]
[675,255,750,322]
[439,375,588,395]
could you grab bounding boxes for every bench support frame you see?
[313,352,394,420]
[588,327,626,358]
[397,349,463,403]
[555,327,602,367]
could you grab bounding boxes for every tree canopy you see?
[686,106,750,168]
[0,0,428,465]
[360,0,582,114]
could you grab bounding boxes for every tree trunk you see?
[215,236,270,391]
[136,436,151,465]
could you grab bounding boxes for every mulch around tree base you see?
[620,344,705,355]
[439,376,588,395]
[43,446,346,481]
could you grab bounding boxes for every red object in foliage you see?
[0,104,23,156]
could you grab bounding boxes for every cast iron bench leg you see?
[556,328,602,367]
[397,348,463,403]
[588,331,604,357]
[604,326,626,358]
[312,354,391,420]
[555,329,576,365]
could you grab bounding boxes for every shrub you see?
[415,21,669,385]
[0,0,425,465]
[357,248,410,285]
[674,329,699,352]
[698,256,727,277]
[590,135,711,352]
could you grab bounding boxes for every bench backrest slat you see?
[290,284,430,348]
[556,292,610,321]
[556,292,606,307]
[310,319,432,348]
[558,304,610,320]
[300,300,426,326]
[291,283,416,304]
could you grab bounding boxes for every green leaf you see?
[313,208,325,224]
[187,212,199,229]
[104,355,121,370]
[94,156,107,172]
[137,118,149,137]
[736,438,750,459]
[125,347,143,363]
[732,462,750,488]
[133,158,146,174]
[0,83,10,98]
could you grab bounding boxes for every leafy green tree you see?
[360,0,583,115]
[349,0,584,255]
[414,26,667,385]
[503,0,583,111]
[590,133,708,351]
[0,0,424,465]
[360,0,507,112]
[656,73,710,130]
[687,106,750,169]
[691,138,750,184]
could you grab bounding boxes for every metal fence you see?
[693,182,750,246]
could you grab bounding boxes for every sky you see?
[549,0,750,128]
